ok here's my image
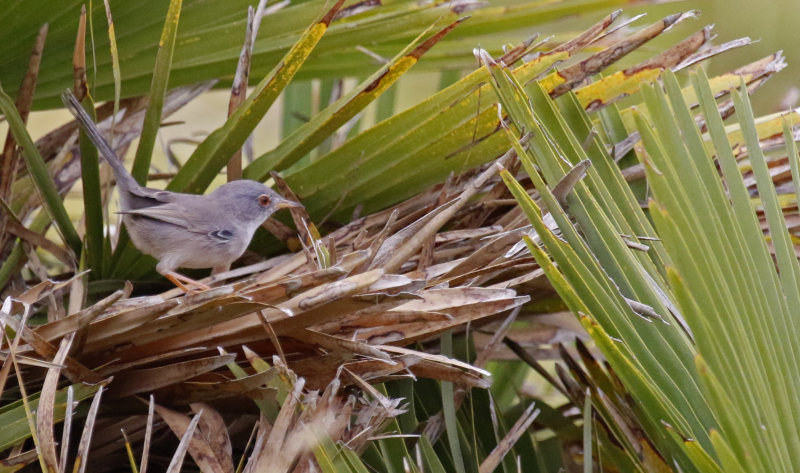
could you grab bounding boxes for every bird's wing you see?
[208,229,235,242]
[121,201,236,243]
[126,186,179,204]
[121,205,195,229]
[121,203,209,233]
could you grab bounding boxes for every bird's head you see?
[212,180,302,232]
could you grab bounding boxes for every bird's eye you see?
[258,194,271,207]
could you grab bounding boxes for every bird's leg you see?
[163,272,194,293]
[211,264,230,275]
[163,271,212,293]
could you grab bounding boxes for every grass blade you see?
[478,401,539,473]
[102,0,121,140]
[122,429,140,473]
[59,386,75,473]
[226,2,265,181]
[73,5,105,278]
[583,394,592,473]
[131,0,183,184]
[165,410,203,473]
[440,329,466,473]
[36,336,74,472]
[0,22,46,204]
[10,352,48,473]
[73,386,104,473]
[245,17,465,179]
[0,86,81,254]
[169,0,346,194]
[139,395,155,473]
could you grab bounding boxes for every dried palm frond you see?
[1,147,558,468]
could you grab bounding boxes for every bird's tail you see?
[61,90,139,190]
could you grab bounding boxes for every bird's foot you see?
[163,271,212,293]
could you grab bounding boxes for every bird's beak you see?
[277,199,304,209]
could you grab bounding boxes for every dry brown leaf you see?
[107,354,236,399]
[36,334,73,472]
[156,403,231,473]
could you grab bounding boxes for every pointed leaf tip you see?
[320,0,347,26]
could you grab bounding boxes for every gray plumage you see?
[62,90,301,282]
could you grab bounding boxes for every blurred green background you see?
[643,0,796,114]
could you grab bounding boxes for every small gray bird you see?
[62,90,302,292]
